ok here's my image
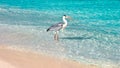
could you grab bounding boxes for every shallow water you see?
[0,0,120,67]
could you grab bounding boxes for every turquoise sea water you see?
[0,0,120,67]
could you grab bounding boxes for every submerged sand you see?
[0,45,97,68]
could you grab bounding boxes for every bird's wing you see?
[47,22,63,32]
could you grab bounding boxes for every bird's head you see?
[63,15,67,18]
[63,15,72,20]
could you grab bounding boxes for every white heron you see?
[47,15,70,40]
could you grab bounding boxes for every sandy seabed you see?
[0,45,97,68]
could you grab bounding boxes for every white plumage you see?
[47,15,69,40]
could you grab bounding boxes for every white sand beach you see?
[0,45,97,68]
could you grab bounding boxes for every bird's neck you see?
[63,18,67,25]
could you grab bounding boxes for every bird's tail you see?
[46,28,50,32]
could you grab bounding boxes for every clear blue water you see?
[0,0,120,67]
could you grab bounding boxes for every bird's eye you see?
[64,15,66,17]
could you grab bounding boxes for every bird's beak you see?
[66,16,72,20]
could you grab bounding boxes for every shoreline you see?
[0,45,97,68]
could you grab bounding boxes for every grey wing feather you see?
[47,22,63,32]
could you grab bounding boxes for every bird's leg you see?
[54,32,57,40]
[54,33,57,40]
[54,31,59,41]
[56,33,59,41]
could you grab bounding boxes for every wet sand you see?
[0,45,97,68]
